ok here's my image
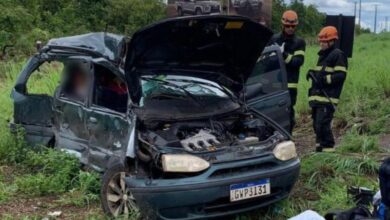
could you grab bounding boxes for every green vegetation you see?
[1,0,336,58]
[272,0,326,39]
[0,0,166,57]
[0,1,388,217]
[0,61,101,218]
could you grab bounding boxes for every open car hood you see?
[124,15,273,95]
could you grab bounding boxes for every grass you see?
[0,61,101,218]
[0,33,389,219]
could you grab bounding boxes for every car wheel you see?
[177,7,183,16]
[101,163,140,219]
[195,8,202,15]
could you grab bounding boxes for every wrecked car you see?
[10,15,299,219]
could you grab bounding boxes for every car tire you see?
[195,8,202,15]
[177,7,183,16]
[101,163,140,219]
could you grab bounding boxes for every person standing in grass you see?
[268,10,306,134]
[307,26,348,153]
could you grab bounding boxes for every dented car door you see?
[52,59,92,164]
[85,109,131,171]
[85,63,131,171]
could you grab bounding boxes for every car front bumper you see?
[125,154,300,219]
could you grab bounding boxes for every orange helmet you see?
[281,10,298,26]
[318,26,339,42]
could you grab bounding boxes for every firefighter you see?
[268,10,306,133]
[307,26,348,152]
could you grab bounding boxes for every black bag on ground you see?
[324,205,376,220]
[380,158,390,207]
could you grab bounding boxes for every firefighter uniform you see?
[269,32,306,132]
[308,28,348,151]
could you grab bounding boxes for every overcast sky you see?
[297,0,390,33]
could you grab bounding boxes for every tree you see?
[0,0,167,56]
[271,0,325,38]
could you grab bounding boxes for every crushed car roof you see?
[43,32,127,63]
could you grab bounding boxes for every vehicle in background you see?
[176,0,221,16]
[232,0,263,11]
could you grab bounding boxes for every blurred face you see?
[283,24,296,35]
[319,40,334,50]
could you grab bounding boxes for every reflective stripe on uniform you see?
[294,50,305,56]
[326,75,332,84]
[314,66,347,73]
[285,54,293,63]
[285,50,304,64]
[314,66,334,72]
[288,83,298,88]
[309,95,339,104]
[313,66,322,71]
[334,66,347,72]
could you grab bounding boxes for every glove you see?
[306,70,325,86]
[306,70,315,81]
[279,42,285,53]
[313,73,326,87]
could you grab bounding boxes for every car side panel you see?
[183,0,194,14]
[53,98,89,164]
[85,108,131,171]
[247,91,291,131]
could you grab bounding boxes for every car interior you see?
[92,64,128,113]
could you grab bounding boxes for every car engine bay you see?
[138,110,278,154]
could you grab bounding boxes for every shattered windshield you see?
[141,75,231,100]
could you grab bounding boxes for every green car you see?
[11,15,299,219]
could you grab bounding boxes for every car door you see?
[52,59,92,164]
[246,46,291,131]
[85,63,132,172]
[11,56,58,146]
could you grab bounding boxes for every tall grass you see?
[0,60,100,214]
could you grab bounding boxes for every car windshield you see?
[141,75,233,102]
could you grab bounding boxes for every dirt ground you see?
[294,113,345,156]
[0,195,103,219]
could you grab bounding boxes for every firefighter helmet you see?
[281,10,298,26]
[318,26,339,42]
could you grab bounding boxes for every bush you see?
[0,0,166,57]
[15,148,80,196]
[58,171,101,207]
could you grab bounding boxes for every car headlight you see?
[273,141,297,161]
[162,154,210,173]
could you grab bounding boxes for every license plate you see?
[230,179,270,202]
